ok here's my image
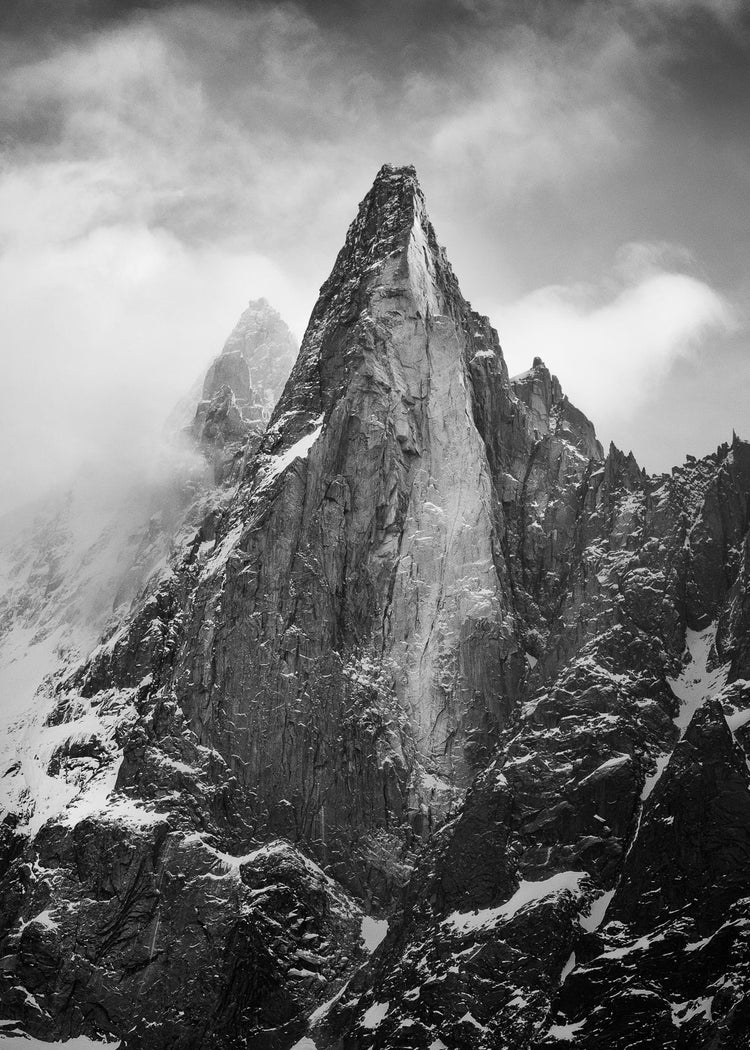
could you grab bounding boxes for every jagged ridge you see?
[1,166,750,1050]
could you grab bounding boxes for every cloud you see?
[0,8,346,511]
[631,0,747,24]
[494,245,736,434]
[421,20,647,200]
[0,223,293,509]
[0,1,661,249]
[0,0,746,509]
[0,6,393,277]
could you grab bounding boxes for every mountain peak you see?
[190,298,298,481]
[334,161,426,267]
[375,161,417,175]
[369,163,421,206]
[267,164,463,431]
[372,161,418,182]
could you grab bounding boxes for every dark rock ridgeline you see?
[1,166,750,1050]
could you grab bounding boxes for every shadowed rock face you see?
[2,165,750,1050]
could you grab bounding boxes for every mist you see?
[1,0,748,511]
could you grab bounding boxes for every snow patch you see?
[445,871,588,934]
[308,981,349,1025]
[419,770,453,795]
[8,685,139,838]
[0,1035,119,1048]
[641,752,670,800]
[265,417,324,484]
[361,1001,389,1029]
[360,916,389,953]
[56,756,126,832]
[458,1011,487,1031]
[725,707,750,733]
[201,522,244,578]
[579,889,615,933]
[671,996,713,1026]
[599,930,666,960]
[578,754,629,786]
[547,1020,586,1040]
[560,952,576,984]
[21,909,58,932]
[669,625,729,735]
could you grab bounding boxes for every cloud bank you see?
[496,246,736,435]
[0,0,747,507]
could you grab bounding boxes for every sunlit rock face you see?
[2,166,750,1050]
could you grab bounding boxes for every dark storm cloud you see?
[0,0,748,509]
[0,0,183,36]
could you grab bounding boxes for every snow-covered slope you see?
[0,299,297,843]
[0,453,208,833]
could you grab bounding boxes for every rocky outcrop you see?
[315,436,750,1049]
[2,165,750,1050]
[191,298,298,483]
[1,824,362,1050]
[544,699,750,1048]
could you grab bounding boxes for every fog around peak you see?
[1,0,748,510]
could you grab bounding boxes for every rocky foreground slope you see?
[1,166,750,1049]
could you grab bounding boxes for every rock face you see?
[191,298,298,482]
[171,165,528,887]
[2,165,750,1050]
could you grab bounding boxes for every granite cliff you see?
[1,166,749,1050]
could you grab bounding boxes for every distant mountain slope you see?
[0,298,296,842]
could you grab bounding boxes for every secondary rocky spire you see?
[192,297,298,481]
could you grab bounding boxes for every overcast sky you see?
[1,0,749,509]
